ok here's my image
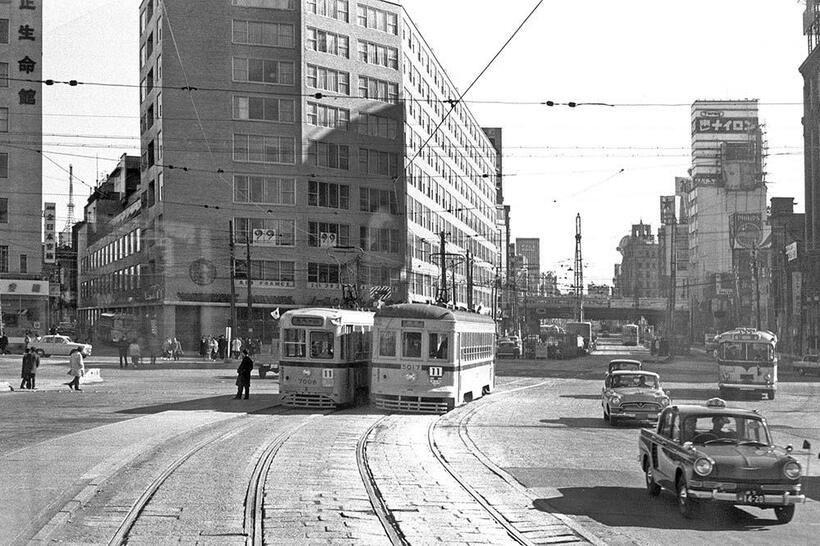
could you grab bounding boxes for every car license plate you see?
[739,491,765,504]
[635,413,648,420]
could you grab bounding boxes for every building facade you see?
[120,0,500,348]
[686,99,769,338]
[615,222,660,299]
[0,0,44,342]
[514,237,539,295]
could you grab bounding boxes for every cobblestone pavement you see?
[260,410,391,545]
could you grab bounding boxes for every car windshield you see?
[611,373,657,389]
[682,415,771,445]
[610,362,640,372]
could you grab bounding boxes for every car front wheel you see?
[676,476,695,518]
[645,464,661,497]
[774,505,795,524]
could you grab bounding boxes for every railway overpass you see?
[523,295,689,323]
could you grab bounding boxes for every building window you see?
[19,254,27,274]
[0,197,7,223]
[358,112,398,139]
[0,63,8,87]
[234,175,295,204]
[0,153,7,177]
[308,262,341,284]
[306,27,349,58]
[359,148,399,177]
[233,95,295,123]
[360,187,398,214]
[356,4,398,34]
[243,260,295,284]
[308,180,349,209]
[233,134,296,164]
[232,0,296,8]
[233,57,295,85]
[0,108,7,133]
[357,40,398,70]
[360,226,400,253]
[307,140,349,170]
[307,0,349,22]
[0,245,7,273]
[358,76,399,103]
[306,102,349,130]
[306,65,350,94]
[232,20,294,48]
[308,221,350,247]
[235,218,295,246]
[0,19,8,44]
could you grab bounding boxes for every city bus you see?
[622,324,640,346]
[370,303,496,413]
[716,328,778,400]
[278,308,374,408]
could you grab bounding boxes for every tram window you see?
[379,331,396,356]
[283,328,306,357]
[310,331,334,359]
[428,333,449,360]
[402,331,422,358]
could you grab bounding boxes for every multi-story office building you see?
[514,238,539,295]
[615,222,660,299]
[125,0,499,347]
[801,1,820,353]
[0,0,44,341]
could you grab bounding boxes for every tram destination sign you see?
[292,316,324,327]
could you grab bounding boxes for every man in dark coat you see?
[218,335,228,359]
[20,348,35,389]
[0,332,9,354]
[117,336,129,368]
[234,349,254,400]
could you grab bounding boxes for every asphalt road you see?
[1,341,817,544]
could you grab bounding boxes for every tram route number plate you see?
[401,364,422,372]
[297,378,317,386]
[739,491,765,504]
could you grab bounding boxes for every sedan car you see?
[30,335,92,357]
[639,398,804,522]
[602,370,670,425]
[794,354,819,376]
[496,339,521,359]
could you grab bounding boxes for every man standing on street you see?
[0,331,9,354]
[28,348,39,389]
[117,336,129,368]
[234,349,254,400]
[231,336,242,359]
[20,348,35,389]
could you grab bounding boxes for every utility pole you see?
[246,233,253,339]
[436,231,448,304]
[752,244,761,330]
[668,216,677,359]
[228,221,238,350]
[574,213,584,321]
[466,249,473,311]
[451,258,458,308]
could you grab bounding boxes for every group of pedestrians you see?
[116,337,144,368]
[115,334,184,367]
[16,346,84,391]
[199,335,261,361]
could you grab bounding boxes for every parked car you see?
[30,335,92,357]
[794,354,820,376]
[602,370,670,425]
[638,398,805,522]
[496,339,521,359]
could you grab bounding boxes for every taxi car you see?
[638,398,804,522]
[602,370,670,425]
[606,359,642,378]
[30,335,92,357]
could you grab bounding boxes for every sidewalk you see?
[0,399,279,545]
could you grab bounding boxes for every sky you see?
[41,0,808,292]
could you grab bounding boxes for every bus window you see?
[310,331,334,359]
[402,331,422,358]
[748,344,771,362]
[428,333,449,360]
[283,329,306,357]
[722,342,744,360]
[379,331,396,357]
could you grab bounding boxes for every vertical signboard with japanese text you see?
[43,202,55,263]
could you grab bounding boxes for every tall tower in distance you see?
[59,165,76,247]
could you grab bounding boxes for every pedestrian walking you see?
[24,331,32,351]
[0,332,9,354]
[172,337,182,360]
[231,336,242,359]
[117,336,129,368]
[128,340,141,367]
[199,336,208,358]
[217,335,227,359]
[66,347,85,391]
[149,334,162,365]
[20,348,35,389]
[234,349,253,399]
[209,336,218,360]
[29,348,40,389]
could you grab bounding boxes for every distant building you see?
[515,238,540,295]
[615,222,660,299]
[768,197,804,355]
[540,271,559,296]
[587,283,610,297]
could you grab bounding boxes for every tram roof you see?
[283,307,374,319]
[715,328,777,343]
[374,303,495,324]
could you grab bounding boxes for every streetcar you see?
[715,328,778,400]
[622,323,640,346]
[370,303,496,413]
[278,308,374,408]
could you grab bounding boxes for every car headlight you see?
[765,373,772,382]
[784,461,802,480]
[694,457,713,477]
[609,395,621,406]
